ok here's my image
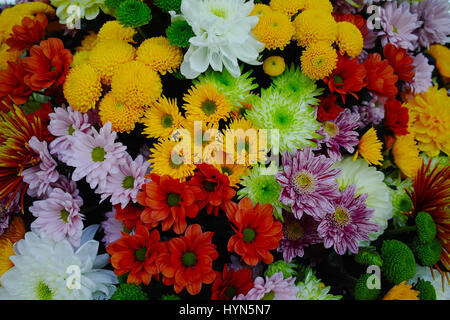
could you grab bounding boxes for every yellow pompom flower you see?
[300,41,337,80]
[427,44,450,78]
[63,64,102,113]
[405,85,450,157]
[263,56,286,76]
[136,36,183,75]
[250,3,273,16]
[142,96,184,139]
[269,0,305,17]
[111,60,163,108]
[98,92,144,133]
[252,10,295,50]
[292,9,337,47]
[75,31,99,52]
[71,50,91,68]
[89,40,136,85]
[392,134,421,178]
[214,163,248,188]
[353,127,383,166]
[336,21,363,58]
[98,20,137,44]
[303,0,333,13]
[383,281,419,300]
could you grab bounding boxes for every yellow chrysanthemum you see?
[383,281,420,300]
[405,85,450,157]
[427,44,450,78]
[142,96,184,139]
[0,44,21,70]
[303,0,333,13]
[111,60,163,108]
[183,82,232,125]
[292,9,337,47]
[252,10,295,50]
[250,3,273,16]
[97,20,136,44]
[88,40,136,85]
[149,139,196,181]
[353,127,383,166]
[63,64,103,113]
[336,21,363,58]
[136,36,183,75]
[75,31,99,53]
[392,134,422,178]
[263,56,286,76]
[98,92,144,133]
[0,238,14,277]
[71,50,91,68]
[300,41,337,80]
[214,162,248,187]
[269,0,305,17]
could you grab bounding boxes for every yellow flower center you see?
[291,171,316,194]
[324,121,339,138]
[333,206,351,227]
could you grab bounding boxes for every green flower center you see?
[252,175,281,204]
[291,171,316,195]
[262,290,275,300]
[323,121,339,138]
[167,193,181,206]
[211,7,227,18]
[182,251,197,267]
[273,107,294,129]
[201,100,217,116]
[243,228,256,242]
[135,248,147,262]
[287,80,300,93]
[36,281,53,300]
[224,286,236,299]
[60,209,70,223]
[204,180,217,192]
[67,124,75,136]
[221,166,233,176]
[122,176,135,189]
[333,206,351,227]
[314,57,324,67]
[393,25,398,33]
[91,147,106,162]
[285,219,304,241]
[333,75,344,84]
[161,114,174,128]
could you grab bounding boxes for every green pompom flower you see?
[413,237,442,267]
[154,0,182,13]
[354,247,383,267]
[105,0,122,9]
[265,260,299,279]
[110,283,149,300]
[415,279,436,300]
[415,211,437,244]
[161,294,181,300]
[166,20,195,48]
[354,274,380,300]
[381,240,416,284]
[117,0,152,28]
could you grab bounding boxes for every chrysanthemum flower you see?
[165,19,195,48]
[142,96,184,139]
[336,21,363,58]
[0,60,32,108]
[316,94,344,122]
[107,225,164,285]
[363,53,398,98]
[412,0,450,49]
[0,238,14,278]
[75,31,99,52]
[296,267,342,300]
[333,12,376,50]
[392,134,421,178]
[235,272,298,300]
[157,224,219,295]
[136,37,183,75]
[101,209,122,247]
[303,0,333,12]
[211,264,254,300]
[407,53,433,94]
[213,163,248,188]
[50,0,107,27]
[97,20,136,43]
[352,93,385,129]
[384,98,409,136]
[115,202,157,232]
[225,197,283,266]
[116,0,152,28]
[153,0,181,13]
[353,127,383,166]
[293,9,337,47]
[270,0,304,16]
[427,44,450,78]
[263,56,285,77]
[383,43,415,82]
[301,41,338,80]
[250,3,272,16]
[252,10,294,50]
[383,281,419,300]
[6,13,47,51]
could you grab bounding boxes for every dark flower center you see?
[221,166,232,176]
[182,251,197,267]
[91,146,106,162]
[285,219,304,241]
[333,75,344,84]
[60,209,70,223]
[291,171,316,195]
[122,176,135,189]
[135,248,147,262]
[204,180,217,192]
[161,114,174,128]
[224,286,236,299]
[201,100,217,116]
[167,193,181,206]
[243,228,256,242]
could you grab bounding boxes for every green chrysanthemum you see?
[412,237,442,267]
[296,267,342,300]
[271,64,324,106]
[117,0,152,28]
[105,0,122,9]
[381,240,416,285]
[265,260,299,279]
[154,0,182,13]
[354,247,383,267]
[246,87,321,153]
[161,293,181,300]
[110,283,149,300]
[415,279,436,300]
[354,274,381,300]
[384,175,413,228]
[166,19,195,48]
[415,211,437,244]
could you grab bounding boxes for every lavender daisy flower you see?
[406,53,433,94]
[101,209,123,247]
[276,148,341,221]
[277,211,321,262]
[67,122,127,190]
[352,93,385,129]
[234,272,299,300]
[317,184,380,255]
[48,175,83,207]
[96,154,150,209]
[22,136,59,199]
[29,188,84,248]
[229,255,264,279]
[412,0,450,49]
[378,1,422,51]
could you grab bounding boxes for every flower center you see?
[201,100,217,116]
[224,286,236,299]
[35,281,53,300]
[167,193,181,206]
[273,107,294,129]
[243,228,256,242]
[182,251,197,267]
[221,166,232,176]
[67,124,75,135]
[314,57,324,67]
[91,146,106,162]
[323,121,339,138]
[284,219,304,241]
[135,248,147,262]
[211,7,227,18]
[291,171,316,195]
[262,290,275,300]
[333,75,343,84]
[60,209,70,223]
[333,206,351,227]
[161,114,174,128]
[393,25,398,33]
[169,152,184,169]
[122,176,135,189]
[204,180,217,192]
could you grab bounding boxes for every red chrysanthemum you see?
[6,13,48,52]
[0,61,32,109]
[363,53,399,98]
[323,55,366,103]
[211,264,254,300]
[114,203,157,232]
[384,98,409,136]
[157,224,219,295]
[383,43,415,82]
[224,197,283,266]
[316,94,344,122]
[22,38,73,91]
[137,173,202,234]
[107,225,164,285]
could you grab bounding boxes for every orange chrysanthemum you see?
[363,53,398,98]
[0,60,32,109]
[6,13,47,52]
[211,264,254,300]
[383,43,415,82]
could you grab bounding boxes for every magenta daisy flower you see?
[277,211,321,262]
[101,208,123,247]
[406,53,433,94]
[67,122,127,190]
[29,188,84,247]
[317,184,380,255]
[234,272,298,300]
[412,0,450,49]
[96,154,150,209]
[276,148,341,220]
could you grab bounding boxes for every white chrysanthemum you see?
[407,265,450,300]
[0,226,117,300]
[332,157,393,243]
[50,0,111,28]
[296,267,342,300]
[178,0,265,79]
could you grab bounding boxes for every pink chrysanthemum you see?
[378,2,422,51]
[67,122,127,190]
[317,184,380,255]
[234,272,298,300]
[47,174,83,207]
[21,136,59,199]
[101,208,123,247]
[277,211,321,263]
[412,0,450,49]
[406,53,433,94]
[352,93,385,129]
[276,148,341,221]
[29,188,84,247]
[96,154,150,209]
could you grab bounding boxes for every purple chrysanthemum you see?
[351,93,385,129]
[316,109,360,161]
[405,53,433,94]
[412,0,450,49]
[234,272,299,300]
[29,188,84,247]
[0,192,20,235]
[101,208,123,247]
[317,184,380,255]
[276,148,341,220]
[277,211,321,262]
[96,154,150,209]
[229,255,264,279]
[48,106,91,163]
[67,122,127,190]
[22,136,59,199]
[378,2,422,51]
